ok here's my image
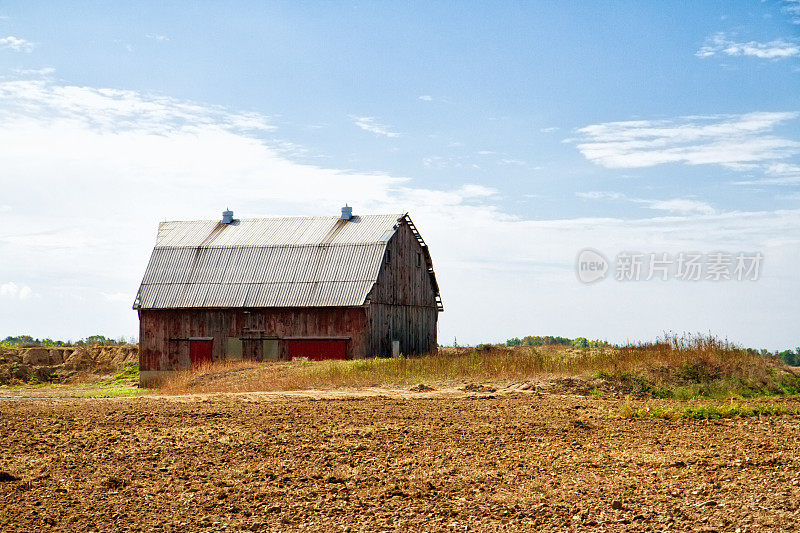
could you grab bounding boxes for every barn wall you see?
[366,304,438,356]
[139,307,367,384]
[365,222,439,356]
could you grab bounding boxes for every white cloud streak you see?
[696,33,800,60]
[0,36,34,52]
[574,112,800,169]
[734,163,800,185]
[577,192,716,215]
[351,116,400,138]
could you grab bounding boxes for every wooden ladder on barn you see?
[403,214,444,312]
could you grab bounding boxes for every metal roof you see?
[134,214,406,310]
[155,214,405,248]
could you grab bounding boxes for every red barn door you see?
[288,339,346,361]
[190,339,213,366]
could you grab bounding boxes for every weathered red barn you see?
[133,208,443,385]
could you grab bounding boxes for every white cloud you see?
[12,67,55,77]
[0,282,33,300]
[574,112,800,169]
[0,36,34,52]
[418,95,433,102]
[735,163,800,186]
[351,116,400,138]
[1,76,799,348]
[145,34,169,42]
[784,0,800,24]
[576,191,626,200]
[647,199,716,216]
[696,33,800,60]
[577,191,716,215]
[540,126,559,133]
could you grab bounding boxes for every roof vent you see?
[340,204,353,221]
[222,208,234,224]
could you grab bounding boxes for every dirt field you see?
[1,390,799,532]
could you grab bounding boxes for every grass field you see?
[159,334,800,402]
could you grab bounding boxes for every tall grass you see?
[159,333,800,397]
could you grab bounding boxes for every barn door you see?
[189,339,213,366]
[288,339,346,361]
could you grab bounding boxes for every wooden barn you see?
[133,207,443,386]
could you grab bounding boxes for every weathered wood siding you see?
[139,307,367,371]
[365,221,439,356]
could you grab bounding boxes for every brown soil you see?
[1,393,799,532]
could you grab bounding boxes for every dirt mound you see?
[409,383,435,392]
[460,383,497,393]
[0,345,138,385]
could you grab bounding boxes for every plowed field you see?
[1,392,799,531]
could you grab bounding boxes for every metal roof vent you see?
[222,208,234,224]
[340,204,353,221]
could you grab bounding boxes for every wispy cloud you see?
[784,0,800,24]
[0,281,33,300]
[540,126,559,133]
[12,66,55,77]
[696,33,800,60]
[735,163,800,185]
[351,116,400,138]
[576,191,626,201]
[418,95,433,102]
[647,199,716,216]
[0,35,34,52]
[145,34,169,42]
[577,191,716,215]
[573,112,800,169]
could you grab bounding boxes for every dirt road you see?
[1,392,799,531]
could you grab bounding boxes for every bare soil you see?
[1,391,799,532]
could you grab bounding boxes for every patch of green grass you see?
[619,398,800,420]
[83,385,139,398]
[109,362,139,385]
[590,388,605,398]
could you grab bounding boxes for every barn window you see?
[416,252,422,267]
[385,249,391,264]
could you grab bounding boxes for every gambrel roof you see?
[133,213,441,310]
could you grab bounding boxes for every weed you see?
[619,399,800,420]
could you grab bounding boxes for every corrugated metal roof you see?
[135,214,404,309]
[155,214,405,248]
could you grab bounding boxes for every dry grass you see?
[158,334,800,397]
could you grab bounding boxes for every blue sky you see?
[1,1,799,348]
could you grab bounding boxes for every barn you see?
[133,207,443,386]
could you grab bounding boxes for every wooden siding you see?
[139,307,367,371]
[365,221,439,355]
